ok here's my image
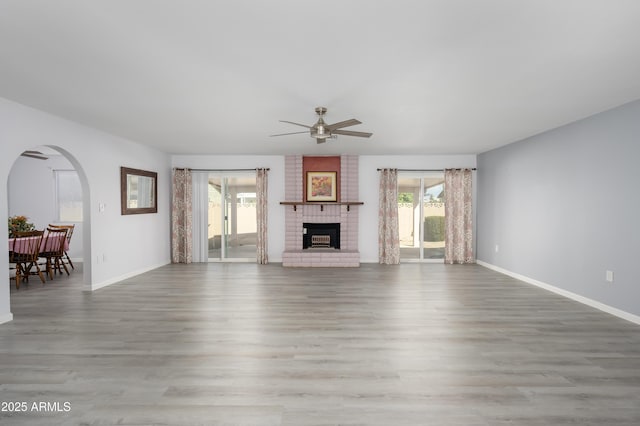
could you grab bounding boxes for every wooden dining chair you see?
[39,227,69,280]
[48,224,75,270]
[10,230,46,289]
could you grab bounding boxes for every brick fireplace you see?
[282,155,360,267]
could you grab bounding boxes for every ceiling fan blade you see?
[280,120,311,129]
[21,151,48,160]
[332,129,373,138]
[270,131,309,137]
[326,119,361,131]
[21,154,48,160]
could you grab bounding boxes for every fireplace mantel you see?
[280,201,363,212]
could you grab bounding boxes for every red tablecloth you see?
[8,235,69,254]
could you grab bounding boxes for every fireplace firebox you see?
[303,223,340,249]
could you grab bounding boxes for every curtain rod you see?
[174,168,270,172]
[376,168,476,171]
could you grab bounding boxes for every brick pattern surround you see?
[282,155,360,267]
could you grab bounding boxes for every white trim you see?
[477,260,640,326]
[0,313,14,324]
[208,258,255,263]
[401,258,444,264]
[88,261,170,291]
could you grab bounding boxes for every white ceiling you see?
[2,0,640,156]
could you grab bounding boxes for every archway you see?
[8,145,91,292]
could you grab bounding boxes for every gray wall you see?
[477,100,640,316]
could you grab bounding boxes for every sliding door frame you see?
[398,171,445,263]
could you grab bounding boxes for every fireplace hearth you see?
[303,223,340,249]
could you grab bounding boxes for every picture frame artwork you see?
[306,171,337,202]
[120,167,158,215]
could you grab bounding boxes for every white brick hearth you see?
[282,155,360,267]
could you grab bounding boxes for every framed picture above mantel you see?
[306,171,337,202]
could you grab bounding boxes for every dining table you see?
[8,234,69,254]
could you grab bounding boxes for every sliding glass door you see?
[207,174,257,261]
[398,173,445,262]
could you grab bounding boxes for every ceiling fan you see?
[20,150,48,160]
[271,106,373,144]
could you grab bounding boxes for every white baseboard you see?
[0,312,14,325]
[477,260,640,325]
[90,261,170,291]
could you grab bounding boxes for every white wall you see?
[171,155,286,262]
[1,97,171,324]
[173,154,477,265]
[8,153,84,260]
[359,155,477,263]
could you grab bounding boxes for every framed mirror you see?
[120,167,158,215]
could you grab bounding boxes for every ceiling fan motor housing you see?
[312,109,329,139]
[271,106,372,143]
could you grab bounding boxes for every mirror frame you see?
[120,167,158,215]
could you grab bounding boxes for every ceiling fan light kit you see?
[271,106,372,144]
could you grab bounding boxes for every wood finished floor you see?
[1,263,640,425]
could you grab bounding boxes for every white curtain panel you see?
[191,172,209,262]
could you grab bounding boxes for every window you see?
[207,175,257,260]
[192,172,257,262]
[398,173,445,261]
[55,170,82,222]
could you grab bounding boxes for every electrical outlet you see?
[495,245,499,253]
[606,270,614,283]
